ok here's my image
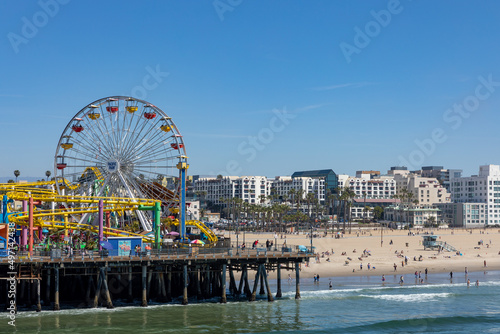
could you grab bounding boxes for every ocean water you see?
[3,271,500,333]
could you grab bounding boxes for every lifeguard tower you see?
[422,235,457,252]
[422,235,439,250]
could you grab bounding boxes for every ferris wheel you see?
[54,96,186,231]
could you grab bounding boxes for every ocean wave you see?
[339,314,500,333]
[359,292,451,303]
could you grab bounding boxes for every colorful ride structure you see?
[0,96,216,257]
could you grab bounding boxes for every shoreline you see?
[225,229,500,280]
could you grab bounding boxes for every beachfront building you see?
[346,175,397,199]
[437,202,487,228]
[416,166,463,192]
[384,205,440,227]
[394,173,451,205]
[290,169,338,203]
[449,164,500,226]
[193,176,272,206]
[338,171,397,199]
[350,198,399,220]
[271,176,324,203]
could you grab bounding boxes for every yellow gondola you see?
[61,143,73,150]
[88,112,100,120]
[160,124,172,132]
[126,106,138,113]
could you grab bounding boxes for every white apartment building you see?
[337,174,397,199]
[272,176,324,203]
[450,165,500,226]
[437,202,487,228]
[193,176,272,206]
[394,174,450,205]
[186,200,200,221]
[385,205,440,227]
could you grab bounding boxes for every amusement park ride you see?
[0,96,217,256]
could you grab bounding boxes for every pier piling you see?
[36,279,41,312]
[141,265,147,307]
[294,261,300,300]
[54,267,60,310]
[220,263,227,304]
[276,263,282,298]
[182,264,188,305]
[101,268,114,309]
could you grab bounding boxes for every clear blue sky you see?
[1,0,499,180]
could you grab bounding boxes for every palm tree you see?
[14,170,20,183]
[259,194,267,205]
[295,189,304,232]
[362,191,368,223]
[45,170,51,181]
[306,192,316,221]
[341,187,355,233]
[288,188,296,211]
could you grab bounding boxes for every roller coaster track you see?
[1,181,214,244]
[167,220,218,244]
[8,206,154,242]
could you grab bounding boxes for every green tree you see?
[45,170,51,181]
[373,206,384,221]
[14,170,20,183]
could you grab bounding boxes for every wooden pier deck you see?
[0,247,312,312]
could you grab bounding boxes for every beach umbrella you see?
[168,231,180,236]
[298,245,308,252]
[100,241,113,250]
[191,239,205,245]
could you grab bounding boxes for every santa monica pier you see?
[0,96,311,313]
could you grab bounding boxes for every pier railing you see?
[2,244,312,263]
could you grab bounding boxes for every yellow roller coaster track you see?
[1,181,216,244]
[1,182,158,242]
[166,220,218,244]
[8,205,154,242]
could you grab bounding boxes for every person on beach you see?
[360,263,363,270]
[399,276,404,285]
[484,260,487,267]
[475,280,479,287]
[394,263,397,272]
[382,274,385,282]
[450,271,453,279]
[425,268,428,276]
[313,274,317,282]
[465,267,468,275]
[329,280,333,289]
[467,279,470,287]
[288,274,292,283]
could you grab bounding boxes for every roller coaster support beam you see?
[29,197,34,257]
[138,202,161,249]
[21,200,27,248]
[177,158,189,242]
[98,200,103,251]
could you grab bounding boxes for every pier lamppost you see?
[310,221,314,253]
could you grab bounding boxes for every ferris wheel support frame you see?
[177,158,189,242]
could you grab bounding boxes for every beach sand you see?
[223,228,500,279]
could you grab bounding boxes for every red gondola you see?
[72,124,84,132]
[144,112,157,119]
[170,143,184,149]
[106,106,119,113]
[57,163,67,170]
